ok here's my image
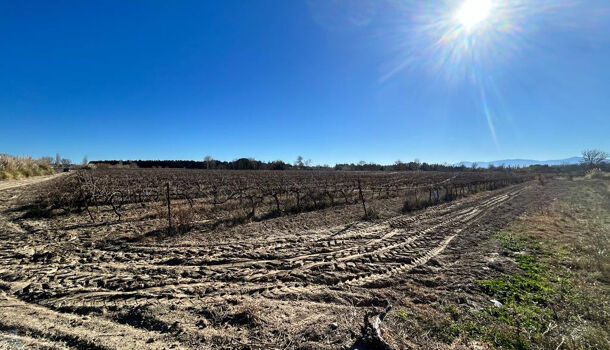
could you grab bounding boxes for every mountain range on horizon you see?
[455,157,583,168]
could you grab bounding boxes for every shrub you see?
[0,154,54,180]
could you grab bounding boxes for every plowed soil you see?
[0,175,552,349]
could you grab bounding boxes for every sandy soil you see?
[0,176,553,349]
[0,173,66,191]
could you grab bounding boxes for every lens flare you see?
[378,0,606,149]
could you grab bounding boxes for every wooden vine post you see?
[357,178,367,216]
[166,182,172,235]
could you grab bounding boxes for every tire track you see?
[0,179,529,348]
[0,294,177,349]
[36,186,524,309]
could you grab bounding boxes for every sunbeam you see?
[379,0,594,146]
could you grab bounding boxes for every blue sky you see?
[1,0,609,165]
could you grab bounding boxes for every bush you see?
[0,154,54,180]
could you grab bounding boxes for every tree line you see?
[89,149,608,173]
[90,157,483,172]
[89,157,528,172]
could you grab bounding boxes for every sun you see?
[455,0,492,31]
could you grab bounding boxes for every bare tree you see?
[61,158,71,167]
[295,156,304,168]
[55,153,61,165]
[204,155,213,169]
[82,155,88,166]
[581,149,608,168]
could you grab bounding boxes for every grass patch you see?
[468,181,609,348]
[390,179,610,349]
[469,241,557,348]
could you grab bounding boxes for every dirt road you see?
[0,173,66,191]
[0,178,544,349]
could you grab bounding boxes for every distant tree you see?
[269,160,288,170]
[305,159,312,167]
[60,158,71,167]
[233,158,254,170]
[204,155,213,169]
[471,162,478,169]
[40,156,53,165]
[407,161,420,171]
[295,156,304,168]
[394,160,406,171]
[581,149,608,168]
[55,153,61,165]
[82,155,88,166]
[358,160,366,166]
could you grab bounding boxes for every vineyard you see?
[0,168,559,349]
[30,168,532,235]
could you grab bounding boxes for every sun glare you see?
[456,0,492,30]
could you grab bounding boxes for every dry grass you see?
[385,178,610,349]
[0,154,54,180]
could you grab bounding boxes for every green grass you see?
[468,236,557,348]
[396,309,410,322]
[449,230,607,349]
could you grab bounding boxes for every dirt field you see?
[0,174,604,349]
